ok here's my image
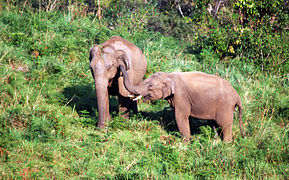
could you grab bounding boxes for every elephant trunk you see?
[94,77,110,128]
[120,65,143,95]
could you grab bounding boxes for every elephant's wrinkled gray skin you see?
[90,36,147,128]
[120,65,244,142]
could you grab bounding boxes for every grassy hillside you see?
[0,1,288,179]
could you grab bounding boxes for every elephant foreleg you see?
[175,108,191,142]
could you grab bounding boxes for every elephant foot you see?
[97,123,105,129]
[119,107,130,118]
[97,115,111,129]
[182,137,191,143]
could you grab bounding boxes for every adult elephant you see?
[89,36,147,128]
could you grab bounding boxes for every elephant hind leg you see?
[221,124,233,142]
[215,112,234,142]
[118,95,137,118]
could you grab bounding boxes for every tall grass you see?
[0,3,288,179]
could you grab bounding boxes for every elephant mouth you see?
[129,94,151,102]
[143,94,151,103]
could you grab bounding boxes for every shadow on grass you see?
[62,84,119,126]
[140,106,219,137]
[62,84,219,137]
[185,44,203,57]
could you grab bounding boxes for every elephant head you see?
[120,65,175,102]
[90,45,130,128]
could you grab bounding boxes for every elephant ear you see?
[162,78,175,99]
[115,49,130,70]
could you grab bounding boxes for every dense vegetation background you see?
[0,0,288,178]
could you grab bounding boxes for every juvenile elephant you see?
[120,65,244,142]
[89,36,147,128]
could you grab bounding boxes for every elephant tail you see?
[237,96,245,138]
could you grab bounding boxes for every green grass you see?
[0,5,288,179]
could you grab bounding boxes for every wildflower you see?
[229,46,235,53]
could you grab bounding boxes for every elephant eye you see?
[148,84,153,90]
